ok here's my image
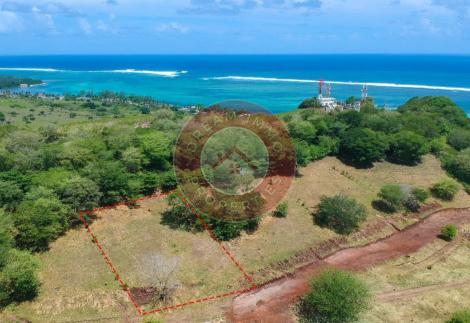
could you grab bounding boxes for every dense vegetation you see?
[0,76,42,89]
[0,92,188,305]
[283,96,470,185]
[297,270,370,323]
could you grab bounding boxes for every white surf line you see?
[106,69,187,77]
[206,76,470,93]
[0,67,62,72]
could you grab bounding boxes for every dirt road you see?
[227,207,470,323]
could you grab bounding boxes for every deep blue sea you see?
[1,55,470,114]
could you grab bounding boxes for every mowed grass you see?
[358,237,470,323]
[1,155,469,322]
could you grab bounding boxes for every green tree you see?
[288,120,317,143]
[139,131,172,171]
[161,194,205,232]
[0,111,5,122]
[315,195,367,234]
[339,128,388,167]
[387,131,428,165]
[431,179,460,201]
[444,149,470,184]
[448,128,470,151]
[83,160,130,204]
[0,180,24,211]
[14,187,70,251]
[299,97,322,110]
[56,176,101,214]
[297,270,370,323]
[0,249,39,305]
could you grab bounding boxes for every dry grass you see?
[1,155,469,322]
[359,238,470,323]
[231,155,470,283]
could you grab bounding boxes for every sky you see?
[0,0,470,54]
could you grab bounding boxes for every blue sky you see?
[0,0,470,54]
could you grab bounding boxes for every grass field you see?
[1,155,469,322]
[359,235,470,323]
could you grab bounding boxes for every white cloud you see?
[156,22,189,33]
[0,11,23,32]
[78,17,93,34]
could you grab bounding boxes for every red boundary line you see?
[79,191,257,316]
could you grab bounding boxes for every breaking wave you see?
[108,69,187,77]
[0,67,63,72]
[204,76,470,93]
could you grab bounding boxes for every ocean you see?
[1,54,470,114]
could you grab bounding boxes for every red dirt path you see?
[227,207,470,323]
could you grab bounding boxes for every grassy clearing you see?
[358,238,470,323]
[231,155,470,283]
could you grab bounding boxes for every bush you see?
[440,224,457,242]
[298,97,322,110]
[403,195,420,212]
[288,120,317,143]
[447,309,470,323]
[412,187,430,203]
[161,194,204,232]
[297,270,370,323]
[431,179,460,201]
[0,249,39,305]
[387,131,428,165]
[448,129,470,151]
[315,195,367,234]
[444,149,470,184]
[273,201,288,218]
[376,184,407,213]
[339,128,388,167]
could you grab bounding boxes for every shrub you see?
[412,187,430,203]
[0,249,39,305]
[339,128,388,167]
[448,129,470,151]
[377,184,407,213]
[210,218,259,241]
[288,120,317,143]
[403,195,420,212]
[298,97,322,110]
[273,201,288,218]
[444,149,470,184]
[431,179,460,201]
[161,194,204,232]
[447,309,470,323]
[297,270,370,323]
[315,195,367,234]
[440,224,457,242]
[387,131,428,165]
